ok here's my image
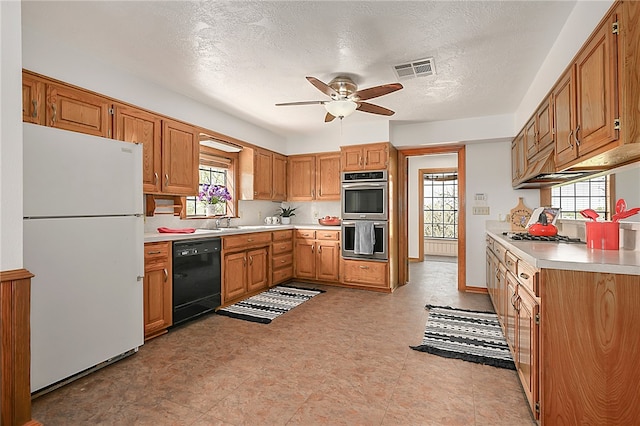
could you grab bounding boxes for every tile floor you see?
[31,260,536,425]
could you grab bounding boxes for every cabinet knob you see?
[147,250,162,255]
[163,269,168,282]
[520,272,530,280]
[51,103,57,124]
[359,265,369,270]
[32,100,38,118]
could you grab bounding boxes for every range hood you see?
[515,149,604,189]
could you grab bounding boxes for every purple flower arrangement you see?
[198,184,231,205]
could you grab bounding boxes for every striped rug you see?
[410,305,515,370]
[216,285,324,324]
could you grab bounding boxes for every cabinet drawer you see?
[272,240,293,255]
[493,241,506,262]
[144,242,170,261]
[316,230,340,241]
[272,253,293,269]
[341,259,388,288]
[505,251,518,276]
[272,230,293,241]
[517,260,539,296]
[295,230,316,239]
[273,266,293,283]
[223,232,271,250]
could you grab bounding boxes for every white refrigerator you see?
[23,123,145,392]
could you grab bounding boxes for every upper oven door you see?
[341,182,388,220]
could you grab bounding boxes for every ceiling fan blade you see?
[275,100,325,106]
[307,76,338,98]
[324,112,336,122]
[356,101,395,116]
[352,83,403,101]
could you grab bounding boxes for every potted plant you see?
[278,204,297,224]
[198,184,231,216]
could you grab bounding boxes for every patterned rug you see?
[216,285,324,324]
[410,305,515,370]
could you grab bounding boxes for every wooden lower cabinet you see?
[222,233,271,304]
[294,230,340,283]
[272,230,294,285]
[487,234,639,424]
[143,242,172,340]
[341,258,388,289]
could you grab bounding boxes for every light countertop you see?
[144,223,341,243]
[487,230,640,275]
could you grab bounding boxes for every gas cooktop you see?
[502,232,584,243]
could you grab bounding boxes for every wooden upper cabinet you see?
[511,131,526,185]
[272,153,287,201]
[524,117,537,162]
[288,155,316,201]
[341,142,389,171]
[254,148,273,199]
[574,12,619,159]
[536,97,554,153]
[316,153,341,200]
[553,69,577,168]
[161,119,199,196]
[114,104,162,193]
[239,147,287,201]
[22,73,45,125]
[46,82,112,138]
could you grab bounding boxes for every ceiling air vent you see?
[393,57,435,80]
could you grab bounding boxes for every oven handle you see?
[341,183,386,188]
[342,221,385,226]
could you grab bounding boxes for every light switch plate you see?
[472,206,490,215]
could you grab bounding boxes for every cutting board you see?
[509,197,533,231]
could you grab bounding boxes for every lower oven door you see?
[341,221,388,261]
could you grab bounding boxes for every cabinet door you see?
[316,153,341,200]
[272,153,287,201]
[363,144,388,170]
[22,73,45,125]
[254,149,273,200]
[161,119,199,196]
[511,131,525,184]
[554,68,578,168]
[316,241,340,282]
[223,251,247,302]
[536,97,554,152]
[247,247,269,292]
[294,240,316,279]
[143,262,172,338]
[575,16,619,158]
[524,117,537,161]
[505,273,518,353]
[46,83,112,137]
[516,286,540,420]
[114,105,162,193]
[288,155,316,201]
[341,147,362,171]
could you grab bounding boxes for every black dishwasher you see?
[172,238,221,327]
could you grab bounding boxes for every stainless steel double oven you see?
[341,170,388,260]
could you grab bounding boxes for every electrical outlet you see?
[313,211,319,219]
[258,211,262,220]
[472,206,490,215]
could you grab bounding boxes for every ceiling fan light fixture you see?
[324,100,357,118]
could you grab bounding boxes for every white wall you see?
[615,166,640,216]
[465,142,539,288]
[408,154,457,258]
[0,1,23,271]
[390,114,514,147]
[515,0,614,129]
[285,120,389,155]
[21,26,286,154]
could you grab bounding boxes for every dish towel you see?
[354,221,376,255]
[157,227,196,234]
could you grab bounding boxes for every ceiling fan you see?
[276,76,403,122]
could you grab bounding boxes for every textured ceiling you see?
[22,1,577,138]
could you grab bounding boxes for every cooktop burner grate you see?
[502,232,584,243]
